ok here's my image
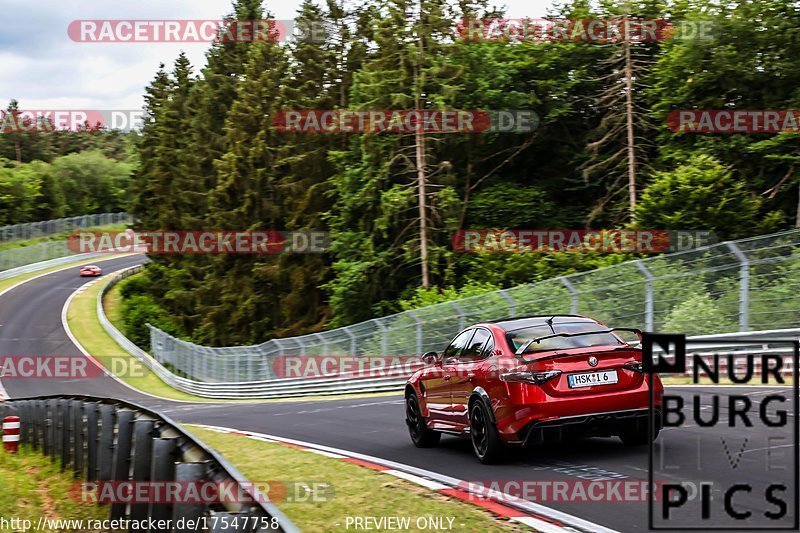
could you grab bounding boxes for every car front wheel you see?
[469,400,503,464]
[406,393,440,447]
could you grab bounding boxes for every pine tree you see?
[578,0,662,224]
[267,0,341,335]
[324,0,464,323]
[183,0,266,227]
[194,31,288,344]
[130,66,171,229]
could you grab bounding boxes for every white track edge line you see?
[383,469,448,491]
[190,424,620,533]
[511,516,572,533]
[60,268,202,403]
[0,254,138,402]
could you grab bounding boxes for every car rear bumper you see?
[512,408,661,446]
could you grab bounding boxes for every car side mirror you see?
[421,351,439,366]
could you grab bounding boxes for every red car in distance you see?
[79,265,103,277]
[404,315,663,463]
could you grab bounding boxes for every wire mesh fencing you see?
[147,228,800,383]
[0,212,129,243]
[0,212,131,273]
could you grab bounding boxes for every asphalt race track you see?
[0,256,796,532]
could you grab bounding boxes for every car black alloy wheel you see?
[471,405,488,456]
[406,393,440,447]
[469,401,503,464]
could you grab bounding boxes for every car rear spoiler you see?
[514,327,642,363]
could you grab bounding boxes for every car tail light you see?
[623,361,644,373]
[500,370,562,385]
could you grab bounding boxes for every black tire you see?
[619,423,660,446]
[406,393,441,447]
[469,400,503,464]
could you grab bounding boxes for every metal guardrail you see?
[145,228,800,384]
[98,268,409,399]
[0,252,109,283]
[0,212,132,275]
[0,395,298,532]
[101,266,800,398]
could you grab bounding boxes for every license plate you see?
[568,370,618,388]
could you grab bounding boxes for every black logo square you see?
[642,333,686,374]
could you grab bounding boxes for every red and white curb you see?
[189,424,618,533]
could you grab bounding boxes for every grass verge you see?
[67,275,205,402]
[186,426,523,532]
[0,445,107,530]
[69,272,404,403]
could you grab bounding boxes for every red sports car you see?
[405,315,663,463]
[79,265,102,277]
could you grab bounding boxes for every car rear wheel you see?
[470,401,503,464]
[619,423,659,446]
[406,393,440,447]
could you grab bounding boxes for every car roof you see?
[83,265,99,268]
[487,314,601,333]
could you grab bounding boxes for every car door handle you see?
[467,372,475,378]
[443,375,452,381]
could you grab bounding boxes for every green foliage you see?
[0,151,131,225]
[398,281,501,311]
[121,0,800,347]
[635,154,774,238]
[0,99,135,165]
[51,151,133,214]
[120,294,183,349]
[119,274,184,349]
[661,293,736,336]
[465,184,560,229]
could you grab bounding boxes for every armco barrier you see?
[100,266,799,399]
[98,267,411,399]
[0,252,109,283]
[0,212,132,278]
[0,395,298,532]
[146,228,800,384]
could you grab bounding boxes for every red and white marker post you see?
[2,416,20,453]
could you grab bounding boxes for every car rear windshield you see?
[508,321,624,353]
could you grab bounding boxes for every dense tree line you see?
[127,0,800,347]
[0,99,135,225]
